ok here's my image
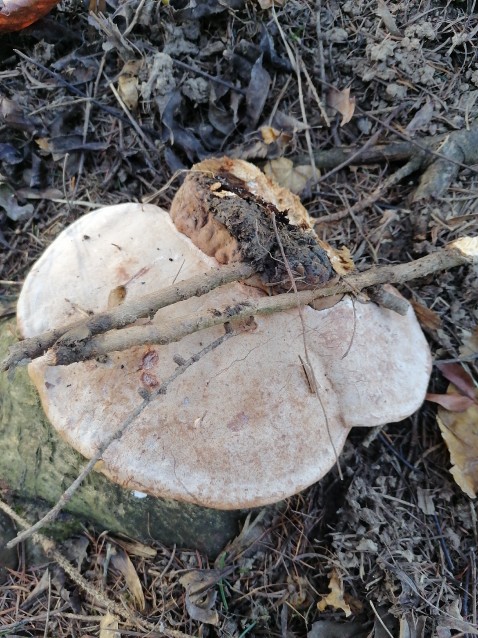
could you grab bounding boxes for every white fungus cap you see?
[17,203,431,509]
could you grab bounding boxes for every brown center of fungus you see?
[170,158,334,291]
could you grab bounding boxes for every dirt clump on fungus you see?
[171,166,333,290]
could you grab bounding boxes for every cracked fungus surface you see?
[19,204,431,509]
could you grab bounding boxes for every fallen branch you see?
[316,154,424,225]
[1,262,254,372]
[300,122,478,225]
[47,238,477,366]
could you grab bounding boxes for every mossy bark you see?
[0,320,243,556]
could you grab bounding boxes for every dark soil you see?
[1,1,477,637]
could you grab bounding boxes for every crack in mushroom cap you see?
[17,203,432,509]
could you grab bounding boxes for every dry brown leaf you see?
[112,537,157,558]
[100,612,120,638]
[264,157,317,194]
[438,404,478,498]
[179,570,221,626]
[410,299,441,331]
[438,362,477,400]
[326,87,355,125]
[426,392,476,412]
[110,547,145,610]
[118,60,142,110]
[317,569,352,617]
[432,362,478,497]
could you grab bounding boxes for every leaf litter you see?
[1,0,478,636]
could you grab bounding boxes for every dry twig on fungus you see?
[1,262,254,372]
[38,239,478,367]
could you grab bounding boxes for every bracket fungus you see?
[16,160,431,511]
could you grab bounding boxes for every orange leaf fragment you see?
[0,0,60,33]
[410,299,441,331]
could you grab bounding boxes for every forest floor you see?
[0,1,477,637]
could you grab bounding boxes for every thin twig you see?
[317,106,401,185]
[122,0,147,36]
[316,154,424,224]
[14,50,157,138]
[108,81,157,153]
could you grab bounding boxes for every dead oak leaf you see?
[326,87,355,126]
[317,569,352,617]
[427,362,478,498]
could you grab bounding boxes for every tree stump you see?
[0,320,245,556]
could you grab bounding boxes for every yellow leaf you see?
[317,569,352,617]
[260,126,282,144]
[316,239,354,276]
